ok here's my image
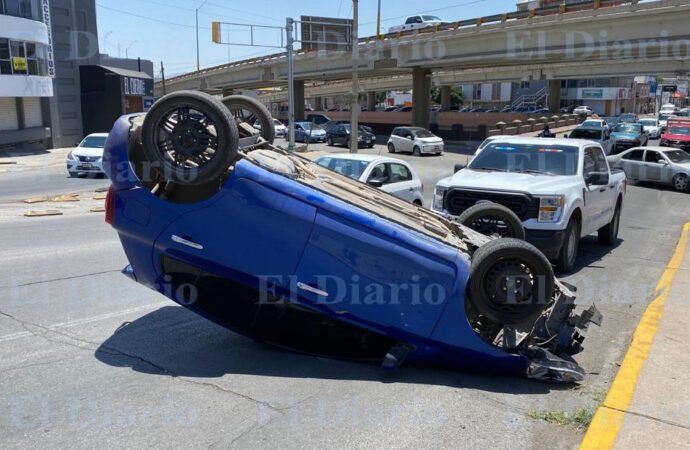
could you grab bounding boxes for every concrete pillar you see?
[314,96,324,111]
[293,80,305,122]
[440,85,451,111]
[367,92,376,112]
[221,87,234,97]
[548,79,561,113]
[412,67,432,127]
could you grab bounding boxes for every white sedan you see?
[573,106,594,116]
[639,118,662,138]
[314,154,425,205]
[254,118,288,138]
[387,126,444,156]
[66,133,109,177]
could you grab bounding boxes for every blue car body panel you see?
[103,114,529,376]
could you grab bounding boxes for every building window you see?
[0,38,48,76]
[0,39,11,75]
[1,0,39,20]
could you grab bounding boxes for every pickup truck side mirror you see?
[585,171,609,186]
[367,179,385,188]
[454,163,466,173]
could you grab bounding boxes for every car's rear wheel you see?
[221,95,274,146]
[141,90,239,185]
[555,217,580,273]
[457,202,526,240]
[598,201,621,245]
[467,238,555,325]
[387,143,395,153]
[673,174,689,191]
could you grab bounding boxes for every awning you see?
[98,65,152,80]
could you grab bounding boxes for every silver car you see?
[607,146,690,191]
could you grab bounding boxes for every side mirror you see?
[564,134,569,138]
[407,135,414,140]
[454,163,466,173]
[659,159,668,165]
[586,171,609,186]
[367,179,384,188]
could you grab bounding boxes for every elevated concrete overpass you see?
[157,0,690,126]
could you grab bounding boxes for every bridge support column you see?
[440,85,451,111]
[548,80,561,113]
[412,67,432,127]
[367,92,377,112]
[293,80,305,121]
[314,96,324,111]
[221,88,234,97]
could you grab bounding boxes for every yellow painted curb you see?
[23,194,80,204]
[579,223,690,450]
[90,207,106,213]
[24,210,64,217]
[93,194,107,200]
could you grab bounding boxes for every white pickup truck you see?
[389,15,446,33]
[433,137,627,272]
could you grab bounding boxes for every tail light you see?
[105,185,115,225]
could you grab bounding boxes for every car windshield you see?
[659,114,671,121]
[570,129,603,140]
[299,123,323,131]
[422,15,441,21]
[79,136,107,148]
[664,150,690,163]
[411,128,435,138]
[581,121,603,127]
[315,157,370,180]
[667,126,690,135]
[614,124,641,133]
[639,119,657,126]
[343,125,370,134]
[273,119,283,125]
[468,143,580,176]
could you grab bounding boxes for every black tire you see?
[221,95,274,144]
[368,143,375,148]
[388,143,395,153]
[467,238,555,325]
[457,202,526,240]
[141,91,239,185]
[413,146,421,156]
[345,138,350,148]
[672,174,689,192]
[413,199,423,207]
[327,136,334,146]
[555,217,580,273]
[598,200,621,245]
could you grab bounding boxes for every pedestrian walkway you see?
[580,223,690,449]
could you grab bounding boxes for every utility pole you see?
[196,0,209,74]
[160,61,167,96]
[376,0,382,40]
[349,0,359,154]
[286,17,296,153]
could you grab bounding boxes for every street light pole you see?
[350,0,359,154]
[286,17,296,153]
[196,0,209,74]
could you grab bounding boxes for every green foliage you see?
[431,86,464,107]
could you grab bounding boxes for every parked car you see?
[608,146,690,191]
[66,133,109,177]
[610,123,648,153]
[560,105,577,113]
[254,118,287,138]
[617,113,638,124]
[314,154,424,205]
[638,118,662,139]
[659,118,690,151]
[103,91,601,382]
[573,105,594,116]
[305,113,331,126]
[325,124,376,148]
[433,137,626,272]
[387,127,444,156]
[295,122,327,143]
[500,106,514,113]
[393,106,412,112]
[389,15,446,33]
[567,126,614,155]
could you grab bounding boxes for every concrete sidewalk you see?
[580,223,690,449]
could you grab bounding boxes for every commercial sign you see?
[143,97,154,111]
[581,88,604,99]
[12,57,27,72]
[41,0,56,78]
[123,76,147,96]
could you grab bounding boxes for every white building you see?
[0,0,54,148]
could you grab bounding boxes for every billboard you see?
[300,16,353,52]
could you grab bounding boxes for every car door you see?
[391,128,406,151]
[642,149,664,182]
[399,129,414,153]
[620,149,644,180]
[380,162,419,202]
[295,124,304,141]
[582,147,610,234]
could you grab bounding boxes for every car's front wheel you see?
[413,146,421,156]
[327,136,334,146]
[673,173,689,191]
[555,217,580,273]
[467,238,555,325]
[387,143,395,153]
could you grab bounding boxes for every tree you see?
[431,86,464,107]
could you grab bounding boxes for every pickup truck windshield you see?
[422,15,442,21]
[667,126,690,135]
[570,129,603,140]
[469,143,580,176]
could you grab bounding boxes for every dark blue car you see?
[102,91,600,382]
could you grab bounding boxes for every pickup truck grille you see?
[445,189,539,221]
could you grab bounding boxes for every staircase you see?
[512,87,549,110]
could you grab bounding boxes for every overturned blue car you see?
[103,91,601,383]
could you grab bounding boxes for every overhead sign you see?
[12,57,27,72]
[662,85,677,93]
[300,16,353,51]
[41,0,56,78]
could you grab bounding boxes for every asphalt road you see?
[1,138,688,448]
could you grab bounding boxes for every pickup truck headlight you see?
[538,196,564,223]
[433,187,447,211]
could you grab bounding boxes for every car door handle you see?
[297,282,329,297]
[171,235,203,250]
[599,188,607,193]
[409,188,414,192]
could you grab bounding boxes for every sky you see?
[95,0,511,77]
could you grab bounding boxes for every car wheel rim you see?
[155,106,218,169]
[675,176,688,190]
[483,260,534,309]
[470,216,515,238]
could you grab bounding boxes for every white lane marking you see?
[0,301,171,343]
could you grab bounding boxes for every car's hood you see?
[439,169,577,194]
[642,126,659,131]
[611,132,641,140]
[308,129,326,135]
[72,147,104,157]
[417,137,443,144]
[662,133,690,141]
[673,161,690,169]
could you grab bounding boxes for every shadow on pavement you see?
[95,305,570,394]
[567,237,625,273]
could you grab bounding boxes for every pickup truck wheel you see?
[673,174,689,191]
[468,238,555,325]
[457,202,526,240]
[141,91,239,185]
[598,202,621,245]
[221,95,275,145]
[555,218,580,273]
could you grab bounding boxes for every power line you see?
[96,3,209,29]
